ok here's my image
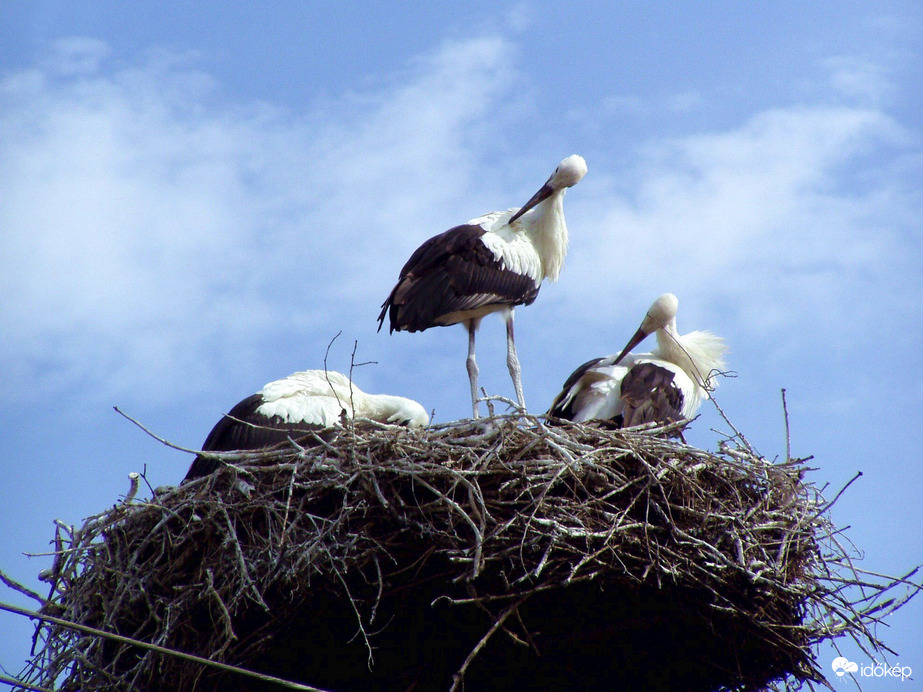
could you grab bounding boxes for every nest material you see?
[19,417,914,691]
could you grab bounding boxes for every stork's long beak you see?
[613,326,651,365]
[509,182,554,224]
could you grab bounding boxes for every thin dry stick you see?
[449,596,529,692]
[0,673,55,692]
[12,413,920,691]
[0,600,331,692]
[0,568,45,605]
[114,406,203,454]
[323,330,347,414]
[782,388,792,463]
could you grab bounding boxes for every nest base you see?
[233,575,799,692]
[24,416,915,692]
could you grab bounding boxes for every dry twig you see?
[9,416,921,691]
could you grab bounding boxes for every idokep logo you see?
[831,656,913,682]
[832,657,859,677]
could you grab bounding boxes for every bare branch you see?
[11,414,919,691]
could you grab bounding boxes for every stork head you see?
[641,293,679,332]
[509,154,587,223]
[613,293,679,365]
[385,397,430,428]
[551,154,588,190]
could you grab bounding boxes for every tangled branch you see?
[12,416,921,691]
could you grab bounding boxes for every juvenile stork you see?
[548,294,727,428]
[378,154,587,417]
[183,370,428,481]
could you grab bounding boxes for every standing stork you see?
[183,370,429,481]
[548,294,728,428]
[378,154,587,418]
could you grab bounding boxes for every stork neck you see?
[358,394,402,421]
[654,323,695,381]
[525,191,569,281]
[655,324,718,392]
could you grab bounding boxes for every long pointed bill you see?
[613,326,651,365]
[508,182,554,224]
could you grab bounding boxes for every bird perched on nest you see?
[548,293,727,428]
[378,154,587,418]
[183,370,429,481]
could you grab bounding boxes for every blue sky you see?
[1,2,921,687]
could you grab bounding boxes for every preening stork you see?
[378,154,587,418]
[548,294,728,428]
[183,370,429,481]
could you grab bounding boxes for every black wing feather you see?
[547,356,608,420]
[619,362,684,428]
[378,224,540,333]
[182,394,332,482]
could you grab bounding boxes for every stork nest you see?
[19,416,919,691]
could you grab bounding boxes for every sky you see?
[1,1,921,687]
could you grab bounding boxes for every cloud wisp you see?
[562,99,914,345]
[0,34,918,419]
[0,35,520,405]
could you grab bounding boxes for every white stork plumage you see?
[548,294,728,429]
[378,154,587,418]
[183,370,429,481]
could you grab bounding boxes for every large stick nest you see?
[20,417,917,691]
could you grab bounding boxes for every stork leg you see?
[505,309,526,412]
[466,318,481,418]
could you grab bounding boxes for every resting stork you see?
[548,294,727,428]
[183,370,428,481]
[378,154,587,418]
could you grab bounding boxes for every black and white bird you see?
[378,154,587,418]
[548,294,728,428]
[183,370,429,481]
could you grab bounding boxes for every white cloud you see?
[44,37,112,76]
[824,55,894,106]
[1,35,918,422]
[0,34,520,404]
[559,100,914,350]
